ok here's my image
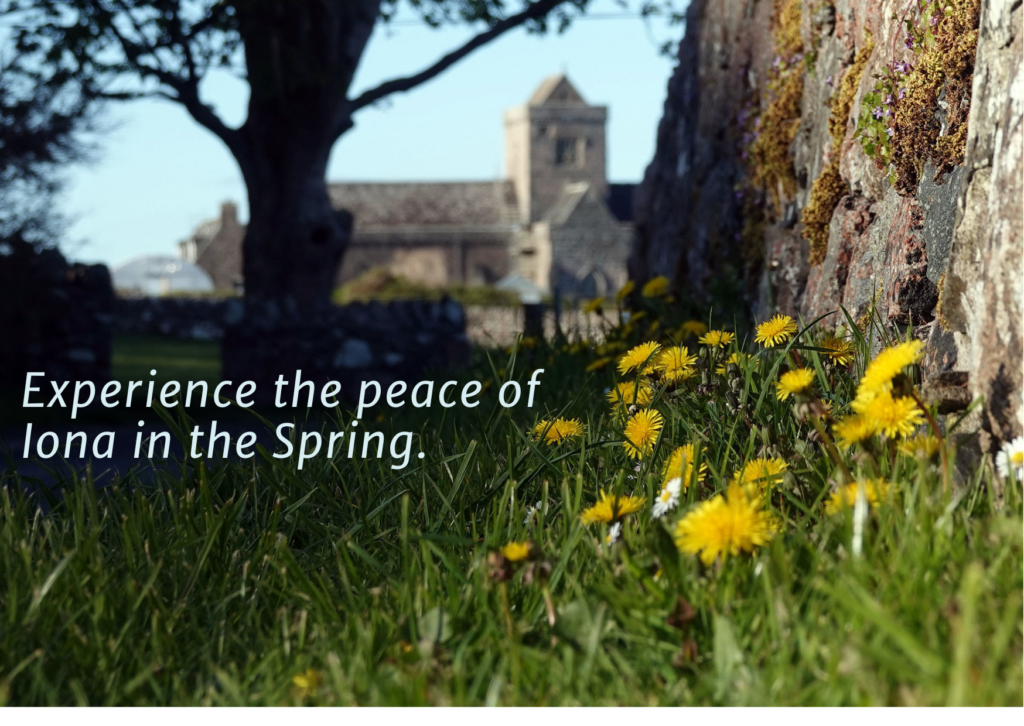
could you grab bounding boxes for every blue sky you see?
[61,1,685,267]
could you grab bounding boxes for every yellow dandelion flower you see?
[648,320,660,335]
[655,345,698,383]
[833,414,876,449]
[532,418,586,445]
[699,330,736,348]
[716,352,751,375]
[898,434,943,459]
[825,480,892,516]
[755,314,798,347]
[615,280,635,301]
[641,275,671,298]
[730,457,788,491]
[585,356,611,373]
[500,541,534,562]
[775,368,816,401]
[618,341,662,375]
[583,297,605,314]
[623,408,664,459]
[662,444,708,488]
[606,381,654,408]
[855,340,924,404]
[819,334,855,365]
[581,490,647,524]
[680,320,708,337]
[674,484,778,565]
[855,391,924,439]
[292,668,323,696]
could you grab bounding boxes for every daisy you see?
[996,435,1024,480]
[606,521,623,544]
[655,345,698,383]
[532,417,586,445]
[754,314,798,347]
[825,480,892,516]
[699,330,736,348]
[641,275,670,298]
[775,368,816,401]
[674,484,778,565]
[652,476,682,518]
[819,334,855,365]
[618,341,662,375]
[581,491,647,524]
[623,408,664,459]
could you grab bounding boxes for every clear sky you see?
[61,1,685,267]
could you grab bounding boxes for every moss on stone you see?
[891,0,981,195]
[745,0,805,217]
[802,34,874,265]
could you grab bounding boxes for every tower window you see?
[555,137,580,167]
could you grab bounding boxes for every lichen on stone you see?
[802,34,874,265]
[744,0,805,217]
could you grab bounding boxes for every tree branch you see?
[346,0,567,119]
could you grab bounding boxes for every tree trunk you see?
[233,0,380,311]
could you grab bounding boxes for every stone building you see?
[178,75,635,298]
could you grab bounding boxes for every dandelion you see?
[855,340,924,404]
[641,275,670,298]
[581,490,647,524]
[653,476,682,519]
[996,436,1024,480]
[623,408,664,459]
[674,484,778,565]
[615,280,635,301]
[583,297,605,314]
[855,391,923,439]
[754,314,798,347]
[532,417,586,445]
[661,443,708,488]
[292,669,323,698]
[716,352,751,375]
[606,380,654,408]
[819,334,855,365]
[898,434,943,459]
[500,541,534,562]
[655,346,698,383]
[833,414,876,449]
[618,341,662,375]
[681,320,709,337]
[731,457,788,492]
[585,356,611,373]
[825,480,892,516]
[699,330,736,348]
[775,368,816,401]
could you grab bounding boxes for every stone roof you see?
[528,74,587,106]
[327,181,520,229]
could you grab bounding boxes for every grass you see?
[0,299,1021,706]
[113,334,221,389]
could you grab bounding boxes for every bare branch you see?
[346,0,566,121]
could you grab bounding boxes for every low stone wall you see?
[0,239,113,391]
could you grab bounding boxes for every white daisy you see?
[996,435,1024,480]
[652,476,682,519]
[606,521,623,544]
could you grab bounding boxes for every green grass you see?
[113,334,221,388]
[0,306,1021,706]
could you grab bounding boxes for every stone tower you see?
[503,75,608,224]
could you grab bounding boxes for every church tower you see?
[503,75,608,224]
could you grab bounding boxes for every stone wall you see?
[631,0,1021,450]
[0,238,113,392]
